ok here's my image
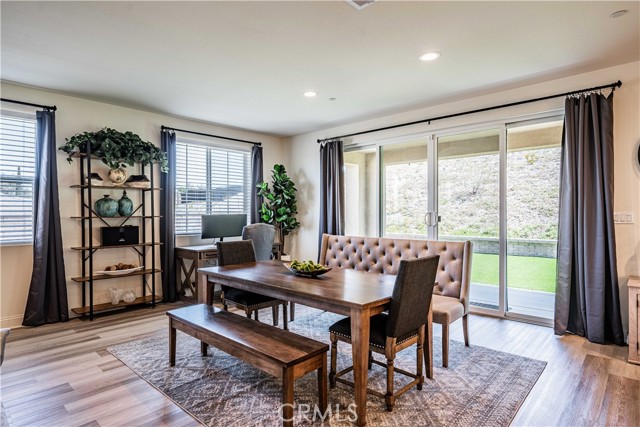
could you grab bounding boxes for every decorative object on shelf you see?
[58,127,169,173]
[86,172,105,187]
[257,164,300,251]
[100,226,139,246]
[108,167,128,185]
[94,195,118,217]
[122,289,136,303]
[124,174,151,188]
[108,288,123,305]
[118,190,134,216]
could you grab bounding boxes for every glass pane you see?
[344,147,377,236]
[381,140,428,238]
[438,129,500,310]
[506,120,562,319]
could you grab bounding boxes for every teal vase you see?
[118,190,133,217]
[94,195,118,217]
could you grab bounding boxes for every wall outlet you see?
[614,212,635,224]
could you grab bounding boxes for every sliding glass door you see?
[505,119,562,320]
[342,115,562,323]
[437,129,502,312]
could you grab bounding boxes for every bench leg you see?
[283,303,288,331]
[282,367,294,427]
[169,320,176,367]
[201,341,208,357]
[318,353,328,412]
[329,333,337,388]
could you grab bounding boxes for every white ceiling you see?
[1,1,638,137]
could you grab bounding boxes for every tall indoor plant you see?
[59,127,169,178]
[257,164,300,250]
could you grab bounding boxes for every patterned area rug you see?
[108,307,545,426]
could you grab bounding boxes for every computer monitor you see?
[201,214,247,241]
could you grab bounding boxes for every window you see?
[0,111,36,244]
[175,139,251,235]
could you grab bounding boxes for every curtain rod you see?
[161,125,261,146]
[0,97,57,111]
[317,80,622,143]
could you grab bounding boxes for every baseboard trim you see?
[0,314,23,329]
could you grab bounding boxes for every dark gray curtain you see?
[250,144,263,224]
[555,92,625,345]
[23,110,68,326]
[318,139,345,247]
[160,129,178,303]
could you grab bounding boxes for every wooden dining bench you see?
[167,304,328,426]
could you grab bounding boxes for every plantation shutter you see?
[175,139,251,235]
[0,112,36,244]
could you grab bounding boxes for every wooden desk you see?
[176,243,282,299]
[197,260,433,427]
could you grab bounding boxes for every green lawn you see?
[471,253,557,293]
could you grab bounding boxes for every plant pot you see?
[108,168,128,185]
[94,195,118,217]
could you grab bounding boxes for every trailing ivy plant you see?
[59,127,169,172]
[257,164,300,247]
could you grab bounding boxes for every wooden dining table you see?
[197,260,433,427]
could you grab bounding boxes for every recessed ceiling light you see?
[610,10,627,18]
[329,98,337,102]
[419,51,441,62]
[304,91,317,97]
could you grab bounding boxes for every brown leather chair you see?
[328,255,439,411]
[216,240,288,329]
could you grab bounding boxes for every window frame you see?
[174,137,252,236]
[0,109,37,246]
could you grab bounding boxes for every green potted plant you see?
[59,127,169,183]
[257,164,300,250]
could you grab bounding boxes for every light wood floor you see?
[1,303,638,427]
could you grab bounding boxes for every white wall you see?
[0,82,288,328]
[288,61,640,335]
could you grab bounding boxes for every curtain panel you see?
[250,145,263,224]
[318,139,345,252]
[555,92,625,345]
[160,129,178,303]
[23,110,69,326]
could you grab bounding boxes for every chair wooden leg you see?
[385,337,396,412]
[201,341,208,357]
[255,310,259,321]
[329,333,337,388]
[367,350,373,370]
[290,302,295,321]
[416,324,425,390]
[222,292,228,311]
[442,323,449,368]
[462,314,470,346]
[283,303,288,331]
[206,283,215,305]
[245,309,252,319]
[272,305,279,327]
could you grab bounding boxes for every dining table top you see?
[198,260,397,314]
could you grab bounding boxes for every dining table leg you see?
[350,307,371,427]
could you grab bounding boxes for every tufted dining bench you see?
[318,233,472,368]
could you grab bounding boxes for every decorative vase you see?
[122,289,136,303]
[108,288,123,305]
[118,190,133,217]
[108,167,128,185]
[94,195,118,217]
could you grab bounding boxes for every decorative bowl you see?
[283,262,331,277]
[96,266,143,276]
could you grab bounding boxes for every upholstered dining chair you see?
[328,255,439,411]
[241,223,276,261]
[216,240,288,330]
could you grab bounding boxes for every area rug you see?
[108,307,546,426]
